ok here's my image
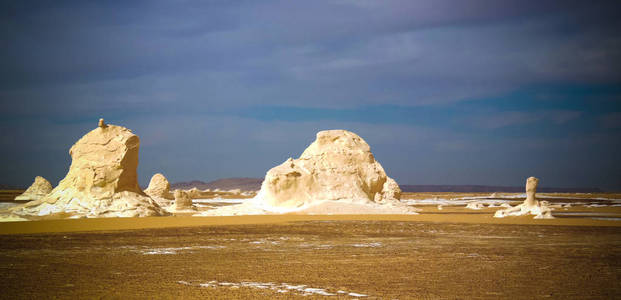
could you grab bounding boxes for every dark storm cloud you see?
[1,0,620,189]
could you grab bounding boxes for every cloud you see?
[467,110,582,129]
[1,0,620,190]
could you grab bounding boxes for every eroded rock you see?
[172,189,194,211]
[144,173,174,200]
[493,177,553,219]
[257,130,403,208]
[14,176,52,201]
[12,119,166,218]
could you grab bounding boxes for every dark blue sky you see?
[1,1,620,190]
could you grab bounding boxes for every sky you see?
[1,0,620,190]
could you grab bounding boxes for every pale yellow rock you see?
[14,176,52,201]
[256,130,402,208]
[144,173,174,200]
[185,187,204,199]
[0,215,28,222]
[465,201,485,210]
[12,119,166,218]
[493,177,553,219]
[172,189,194,211]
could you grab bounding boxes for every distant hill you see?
[0,184,23,190]
[171,178,263,191]
[400,185,603,193]
[170,178,604,193]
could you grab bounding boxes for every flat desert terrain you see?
[0,192,620,299]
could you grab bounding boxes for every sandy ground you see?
[0,190,25,202]
[0,220,619,299]
[1,192,620,298]
[0,211,620,235]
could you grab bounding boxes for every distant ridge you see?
[171,178,263,191]
[170,179,604,193]
[0,184,23,190]
[400,185,603,193]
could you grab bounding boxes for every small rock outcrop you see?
[144,173,174,200]
[256,130,402,208]
[172,189,194,211]
[465,201,485,210]
[186,188,204,199]
[494,177,553,219]
[12,119,166,218]
[14,176,52,201]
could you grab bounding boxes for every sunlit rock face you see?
[494,176,553,219]
[144,173,174,200]
[13,119,166,218]
[14,176,52,201]
[256,130,402,208]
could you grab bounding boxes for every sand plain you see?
[0,220,620,299]
[0,192,620,298]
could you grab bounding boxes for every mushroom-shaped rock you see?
[12,120,166,218]
[493,177,553,219]
[14,176,53,201]
[256,130,402,208]
[144,173,174,200]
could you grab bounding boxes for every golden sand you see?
[1,210,619,235]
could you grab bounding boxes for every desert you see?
[2,1,620,299]
[1,186,620,298]
[1,119,621,299]
[1,119,620,300]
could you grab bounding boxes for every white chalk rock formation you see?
[12,119,166,218]
[197,130,415,216]
[169,189,195,212]
[185,187,205,199]
[465,201,485,210]
[14,176,53,201]
[494,177,553,219]
[258,130,402,208]
[144,173,174,200]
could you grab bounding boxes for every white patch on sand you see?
[137,245,225,255]
[0,203,20,210]
[0,214,29,222]
[351,242,382,248]
[401,198,516,206]
[176,280,368,297]
[591,217,621,221]
[465,201,485,210]
[194,197,418,216]
[193,198,248,204]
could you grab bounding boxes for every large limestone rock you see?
[494,177,553,219]
[257,130,402,208]
[12,119,166,218]
[144,173,174,200]
[14,176,52,201]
